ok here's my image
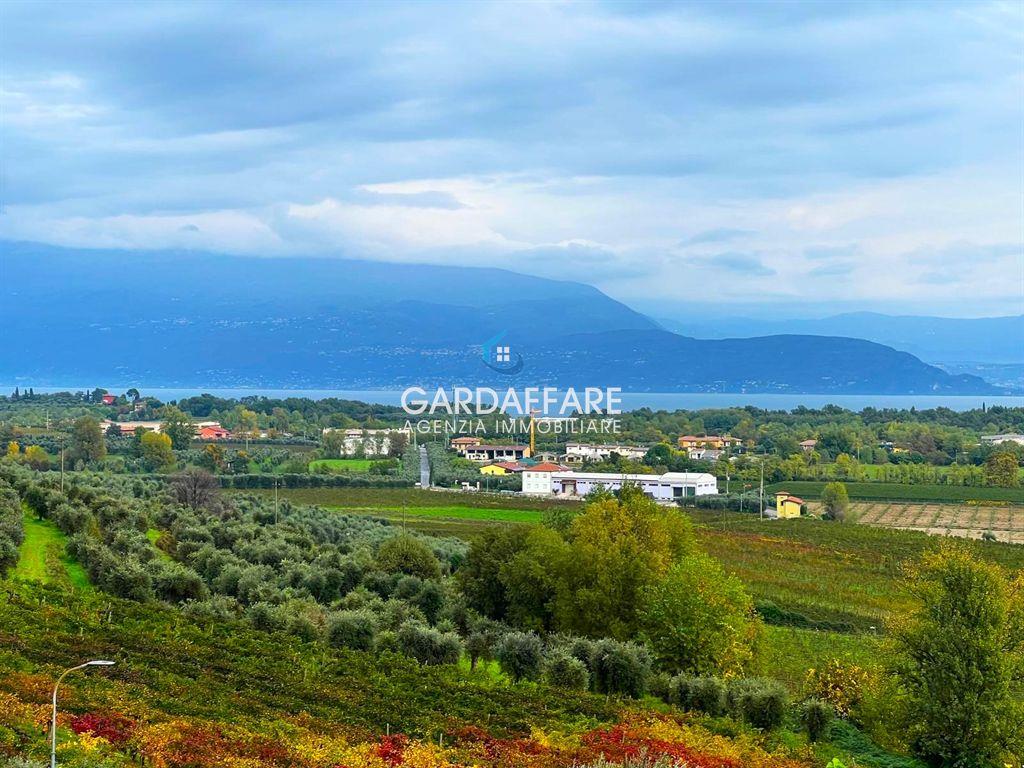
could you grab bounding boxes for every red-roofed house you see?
[101,394,116,405]
[199,425,231,440]
[774,491,805,519]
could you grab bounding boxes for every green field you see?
[14,506,92,590]
[308,458,375,472]
[767,480,1024,503]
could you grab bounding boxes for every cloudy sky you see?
[2,1,1022,317]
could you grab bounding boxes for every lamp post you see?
[51,660,115,768]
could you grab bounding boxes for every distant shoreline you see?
[4,386,1022,413]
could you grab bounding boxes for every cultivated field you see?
[832,500,1024,544]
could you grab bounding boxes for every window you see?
[495,346,511,362]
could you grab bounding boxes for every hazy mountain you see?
[0,242,1000,394]
[658,312,1024,365]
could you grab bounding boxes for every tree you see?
[376,534,442,580]
[495,631,544,682]
[5,442,19,461]
[160,406,195,450]
[70,416,106,463]
[170,468,221,510]
[549,484,695,639]
[140,431,175,470]
[126,388,140,402]
[821,481,850,521]
[893,544,1024,766]
[640,553,759,675]
[985,451,1020,488]
[388,431,409,458]
[458,526,531,621]
[24,445,50,470]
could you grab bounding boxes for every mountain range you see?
[658,312,1024,366]
[0,241,1004,394]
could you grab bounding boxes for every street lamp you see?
[51,660,115,768]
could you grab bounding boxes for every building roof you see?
[471,444,529,451]
[526,462,570,472]
[799,439,818,446]
[451,436,482,444]
[778,495,804,505]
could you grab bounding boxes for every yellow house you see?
[481,463,511,476]
[774,491,804,519]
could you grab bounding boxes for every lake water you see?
[10,386,1023,412]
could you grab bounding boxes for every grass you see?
[766,480,1024,503]
[327,504,543,525]
[309,458,375,472]
[14,505,92,590]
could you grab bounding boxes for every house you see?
[521,463,570,494]
[451,436,484,455]
[198,425,231,440]
[981,433,1024,447]
[480,461,528,476]
[774,491,804,519]
[463,444,532,462]
[101,394,117,405]
[522,466,718,501]
[799,439,818,452]
[102,420,163,436]
[677,435,742,451]
[323,427,411,457]
[563,442,648,463]
[687,447,724,461]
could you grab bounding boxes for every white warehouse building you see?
[523,466,718,502]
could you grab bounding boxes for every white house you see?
[981,433,1024,447]
[563,442,648,463]
[323,427,411,457]
[522,467,718,502]
[464,444,531,462]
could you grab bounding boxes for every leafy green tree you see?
[495,631,544,682]
[458,526,531,620]
[893,544,1024,766]
[160,406,196,449]
[821,481,850,521]
[24,445,50,470]
[985,451,1020,488]
[640,553,759,675]
[550,484,695,639]
[140,431,175,470]
[70,416,106,463]
[376,534,441,580]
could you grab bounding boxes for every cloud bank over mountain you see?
[1,1,1021,314]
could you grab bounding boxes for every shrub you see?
[687,676,727,717]
[727,678,787,730]
[800,698,834,742]
[248,602,289,632]
[376,534,442,580]
[803,659,871,719]
[544,653,589,690]
[591,639,648,698]
[647,671,672,703]
[327,610,378,651]
[495,631,544,682]
[465,631,493,670]
[396,621,462,666]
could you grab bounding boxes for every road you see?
[419,445,431,488]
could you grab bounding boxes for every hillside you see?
[0,241,998,394]
[660,312,1024,366]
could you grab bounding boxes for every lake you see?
[10,386,1023,412]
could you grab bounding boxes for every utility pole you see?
[274,478,279,525]
[759,458,765,521]
[60,434,65,493]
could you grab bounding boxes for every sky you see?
[1,0,1022,318]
